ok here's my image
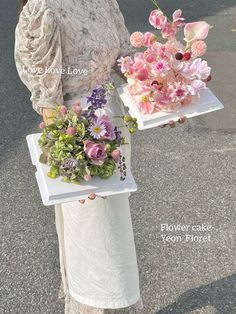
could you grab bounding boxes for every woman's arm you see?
[14,0,63,116]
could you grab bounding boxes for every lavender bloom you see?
[82,110,97,123]
[87,86,107,110]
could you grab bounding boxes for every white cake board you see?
[26,133,137,206]
[117,84,224,130]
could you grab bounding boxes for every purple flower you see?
[114,126,122,142]
[61,158,78,169]
[87,86,107,110]
[84,140,107,165]
[82,109,97,123]
[97,115,116,141]
[89,121,106,139]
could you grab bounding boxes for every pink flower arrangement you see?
[118,1,212,114]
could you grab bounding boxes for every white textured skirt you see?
[54,85,143,312]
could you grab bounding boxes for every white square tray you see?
[26,133,137,206]
[117,84,224,130]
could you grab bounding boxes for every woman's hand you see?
[79,194,107,204]
[159,115,187,128]
[42,108,56,126]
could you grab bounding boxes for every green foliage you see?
[37,104,135,184]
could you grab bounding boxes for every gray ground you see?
[0,0,236,313]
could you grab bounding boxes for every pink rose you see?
[191,40,207,57]
[130,32,144,48]
[84,140,107,166]
[97,115,116,141]
[184,21,210,44]
[149,10,167,29]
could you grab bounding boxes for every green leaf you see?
[39,153,47,164]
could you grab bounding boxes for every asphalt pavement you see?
[1,1,236,313]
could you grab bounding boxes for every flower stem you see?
[150,0,161,11]
[150,0,172,24]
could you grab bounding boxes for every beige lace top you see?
[14,0,133,115]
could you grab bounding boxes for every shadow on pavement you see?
[156,274,236,314]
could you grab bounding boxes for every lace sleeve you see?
[109,0,136,58]
[14,0,63,115]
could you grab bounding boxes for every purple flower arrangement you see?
[38,83,138,184]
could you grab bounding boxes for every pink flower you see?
[84,140,107,166]
[111,149,121,162]
[136,68,149,81]
[172,9,185,27]
[130,32,144,47]
[184,21,211,44]
[143,32,158,47]
[66,127,76,135]
[39,121,45,129]
[152,60,169,77]
[117,56,134,73]
[97,115,116,141]
[188,80,206,96]
[161,23,177,39]
[59,105,68,115]
[168,82,189,103]
[72,102,82,116]
[149,10,167,29]
[83,174,92,181]
[133,52,146,70]
[191,40,207,57]
[145,52,157,63]
[181,58,211,80]
[165,38,184,54]
[138,95,154,114]
[149,42,166,59]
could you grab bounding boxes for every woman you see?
[15,0,185,313]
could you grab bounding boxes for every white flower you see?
[181,58,211,80]
[188,80,206,96]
